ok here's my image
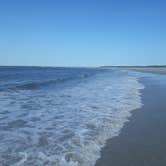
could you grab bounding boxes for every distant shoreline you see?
[1,65,166,75]
[100,66,166,75]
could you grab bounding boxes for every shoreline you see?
[101,67,166,75]
[95,73,166,166]
[122,67,166,75]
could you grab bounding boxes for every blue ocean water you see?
[0,67,101,91]
[0,67,144,166]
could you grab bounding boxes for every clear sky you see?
[0,0,166,66]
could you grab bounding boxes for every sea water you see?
[0,67,144,166]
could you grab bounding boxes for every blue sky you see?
[0,0,165,66]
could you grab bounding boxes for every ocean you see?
[0,67,144,166]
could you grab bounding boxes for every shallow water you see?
[0,67,144,166]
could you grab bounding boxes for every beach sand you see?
[95,74,166,166]
[104,67,166,75]
[124,67,166,75]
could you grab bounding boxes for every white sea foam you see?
[0,70,144,166]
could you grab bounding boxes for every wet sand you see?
[96,74,166,166]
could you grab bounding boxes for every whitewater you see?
[0,67,144,166]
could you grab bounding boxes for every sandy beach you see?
[102,67,166,75]
[122,67,166,75]
[96,72,166,166]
